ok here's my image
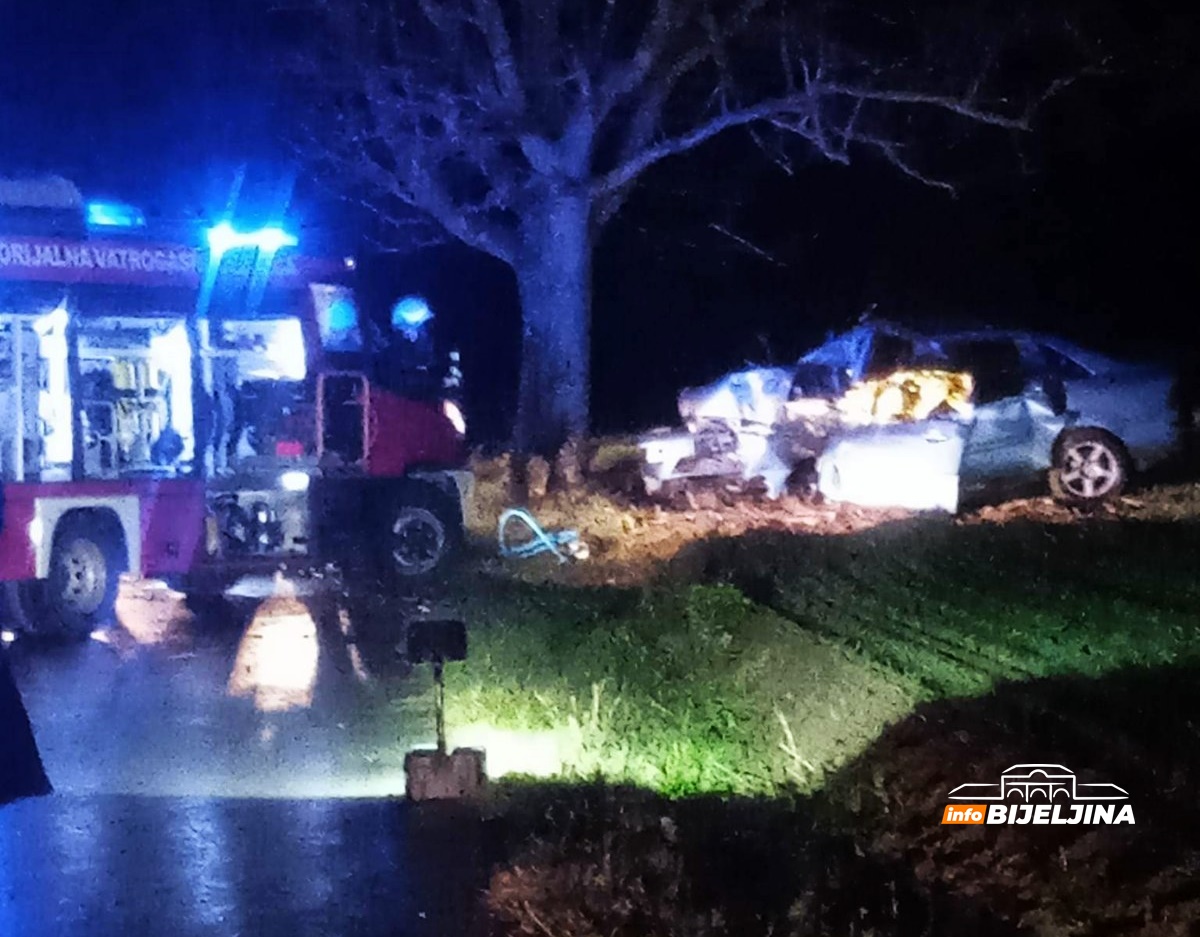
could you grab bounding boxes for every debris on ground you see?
[468,444,1200,587]
[956,485,1200,526]
[470,455,913,584]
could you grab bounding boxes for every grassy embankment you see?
[430,466,1200,797]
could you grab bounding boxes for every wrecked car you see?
[639,365,796,499]
[818,330,1180,510]
[639,320,1180,511]
[640,323,942,499]
[639,321,961,500]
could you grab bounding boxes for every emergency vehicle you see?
[0,176,470,637]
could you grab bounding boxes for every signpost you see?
[403,619,486,801]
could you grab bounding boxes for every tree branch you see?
[820,85,1030,131]
[708,222,784,265]
[467,0,525,107]
[284,0,1089,255]
[597,98,812,196]
[854,137,958,194]
[596,0,675,104]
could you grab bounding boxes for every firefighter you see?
[383,295,438,395]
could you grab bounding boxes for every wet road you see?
[0,795,488,936]
[1,581,488,937]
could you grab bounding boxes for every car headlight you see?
[442,399,467,436]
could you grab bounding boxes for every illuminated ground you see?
[2,589,491,936]
[448,477,1200,795]
[453,476,1200,934]
[4,477,1199,934]
[6,590,437,799]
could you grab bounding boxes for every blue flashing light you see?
[313,284,362,353]
[327,297,358,333]
[86,201,146,228]
[254,227,300,253]
[391,295,434,330]
[205,221,298,260]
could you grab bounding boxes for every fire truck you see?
[0,177,470,638]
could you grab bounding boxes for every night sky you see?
[2,0,1197,441]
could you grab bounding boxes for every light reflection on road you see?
[6,577,418,800]
[227,577,321,717]
[1,579,491,937]
[0,794,488,937]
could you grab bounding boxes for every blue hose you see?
[498,508,580,564]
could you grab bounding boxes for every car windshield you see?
[1038,342,1096,380]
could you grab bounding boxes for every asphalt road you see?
[1,579,489,937]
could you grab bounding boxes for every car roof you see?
[930,329,1122,374]
[801,319,1134,377]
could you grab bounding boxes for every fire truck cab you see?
[0,177,470,637]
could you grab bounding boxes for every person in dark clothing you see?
[0,647,51,804]
[380,296,442,397]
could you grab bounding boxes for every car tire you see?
[385,491,460,579]
[46,517,128,639]
[1049,429,1128,507]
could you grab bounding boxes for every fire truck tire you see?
[385,491,461,579]
[46,516,128,638]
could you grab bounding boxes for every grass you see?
[442,579,912,796]
[433,478,1200,798]
[424,470,1200,934]
[700,516,1200,699]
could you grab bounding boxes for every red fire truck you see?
[0,178,470,638]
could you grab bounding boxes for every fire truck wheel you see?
[47,517,127,638]
[387,504,452,578]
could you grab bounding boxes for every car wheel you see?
[388,505,451,577]
[47,518,127,638]
[1049,429,1128,506]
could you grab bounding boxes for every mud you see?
[824,665,1200,936]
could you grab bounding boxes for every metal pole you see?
[433,660,446,755]
[191,169,247,478]
[315,373,326,458]
[66,314,84,482]
[361,376,371,465]
[186,314,210,478]
[12,321,23,482]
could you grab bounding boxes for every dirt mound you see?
[956,488,1200,526]
[823,664,1200,935]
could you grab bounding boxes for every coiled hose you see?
[498,508,585,564]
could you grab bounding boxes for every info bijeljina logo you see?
[941,764,1135,826]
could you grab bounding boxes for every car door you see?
[953,338,1040,481]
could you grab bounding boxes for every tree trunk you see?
[513,193,592,456]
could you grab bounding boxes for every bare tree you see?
[280,0,1085,455]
